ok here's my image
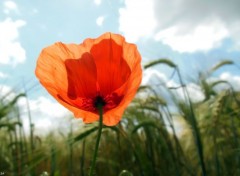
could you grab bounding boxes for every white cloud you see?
[0,85,81,135]
[18,96,75,135]
[183,83,205,102]
[0,18,26,66]
[22,96,69,119]
[143,68,205,102]
[219,72,240,90]
[0,72,8,78]
[3,0,18,14]
[142,68,168,85]
[119,0,157,42]
[96,16,105,26]
[166,78,205,102]
[94,0,101,5]
[228,21,240,50]
[206,72,240,94]
[119,0,240,52]
[0,84,16,101]
[155,18,229,53]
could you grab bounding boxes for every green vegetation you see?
[0,59,240,176]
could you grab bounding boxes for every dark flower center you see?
[58,92,123,114]
[94,95,106,108]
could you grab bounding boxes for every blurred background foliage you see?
[0,59,240,176]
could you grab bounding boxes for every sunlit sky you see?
[0,0,240,133]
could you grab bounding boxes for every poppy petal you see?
[36,42,98,116]
[65,53,97,98]
[101,36,142,126]
[35,43,69,96]
[90,33,131,96]
[36,33,142,126]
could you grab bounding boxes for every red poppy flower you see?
[35,32,142,126]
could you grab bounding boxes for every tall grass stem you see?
[176,68,207,176]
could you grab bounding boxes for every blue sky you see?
[0,0,240,133]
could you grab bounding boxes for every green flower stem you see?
[89,105,103,176]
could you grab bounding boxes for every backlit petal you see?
[36,42,98,116]
[35,33,142,126]
[65,53,97,99]
[103,61,142,126]
[90,33,131,96]
[102,37,142,126]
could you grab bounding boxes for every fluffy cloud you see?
[143,68,205,102]
[179,83,205,103]
[3,0,18,14]
[25,96,69,118]
[142,68,168,85]
[143,70,240,103]
[219,72,240,90]
[96,16,105,26]
[207,72,240,92]
[0,84,16,101]
[0,18,26,66]
[94,0,102,6]
[0,85,81,135]
[119,0,240,52]
[166,79,205,103]
[119,0,157,42]
[155,18,229,53]
[0,72,8,78]
[18,96,75,135]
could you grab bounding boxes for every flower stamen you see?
[94,95,106,108]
